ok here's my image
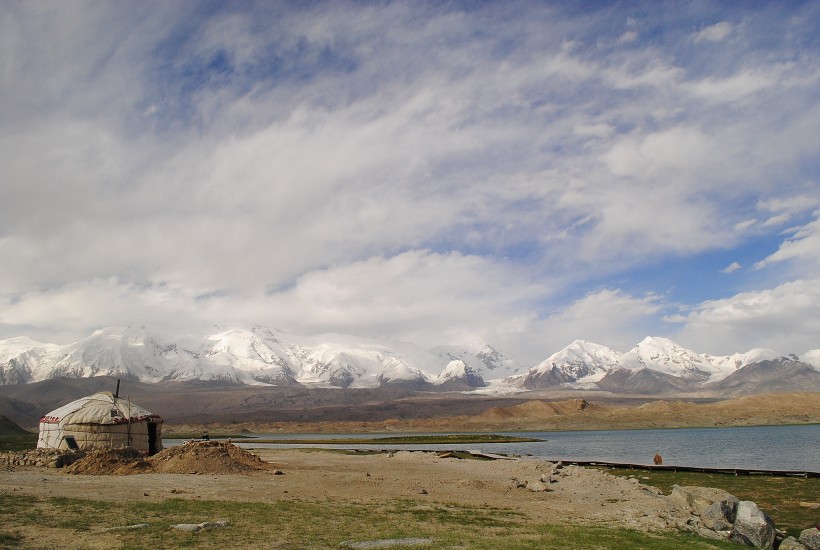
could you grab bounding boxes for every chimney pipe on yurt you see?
[114,379,120,399]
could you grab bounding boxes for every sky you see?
[1,1,819,364]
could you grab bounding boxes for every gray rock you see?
[701,497,739,531]
[800,528,820,550]
[694,526,731,541]
[731,501,775,549]
[509,478,528,489]
[172,523,203,532]
[669,485,737,516]
[779,536,808,550]
[171,521,229,532]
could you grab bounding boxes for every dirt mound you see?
[149,441,271,474]
[64,441,272,476]
[64,447,152,475]
[479,399,596,421]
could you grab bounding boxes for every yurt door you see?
[148,423,159,455]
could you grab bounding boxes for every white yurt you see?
[37,391,163,455]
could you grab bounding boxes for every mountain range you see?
[1,327,818,396]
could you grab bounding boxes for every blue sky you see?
[1,1,819,363]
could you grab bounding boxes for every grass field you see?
[0,416,37,451]
[0,492,742,550]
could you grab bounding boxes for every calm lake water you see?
[168,424,820,472]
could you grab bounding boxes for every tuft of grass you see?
[0,530,23,547]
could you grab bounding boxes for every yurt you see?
[37,391,163,455]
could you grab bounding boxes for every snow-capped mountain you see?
[431,343,523,386]
[435,360,486,389]
[0,327,817,394]
[517,340,620,389]
[0,326,488,389]
[0,337,63,384]
[511,337,817,393]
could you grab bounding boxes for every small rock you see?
[272,469,284,475]
[779,536,809,550]
[172,523,203,532]
[799,528,820,550]
[171,521,228,532]
[418,489,428,495]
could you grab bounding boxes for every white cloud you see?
[734,219,757,232]
[602,126,716,180]
[1,3,819,360]
[0,250,551,353]
[761,213,793,227]
[671,279,820,355]
[692,21,734,43]
[755,214,820,271]
[686,69,780,102]
[721,262,742,274]
[531,289,665,354]
[758,194,819,218]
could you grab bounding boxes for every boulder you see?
[669,485,737,516]
[701,497,739,531]
[800,528,820,550]
[779,536,808,550]
[730,501,776,549]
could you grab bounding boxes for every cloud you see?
[692,21,734,43]
[721,262,742,274]
[1,2,819,360]
[686,69,780,103]
[670,279,820,355]
[618,31,638,44]
[529,289,665,354]
[0,250,551,352]
[755,214,820,271]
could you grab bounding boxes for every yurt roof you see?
[39,391,162,425]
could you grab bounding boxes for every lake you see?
[167,424,820,472]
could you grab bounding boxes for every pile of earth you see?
[65,441,272,475]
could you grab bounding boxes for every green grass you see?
[0,432,37,451]
[0,492,743,550]
[602,467,820,538]
[0,416,38,451]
